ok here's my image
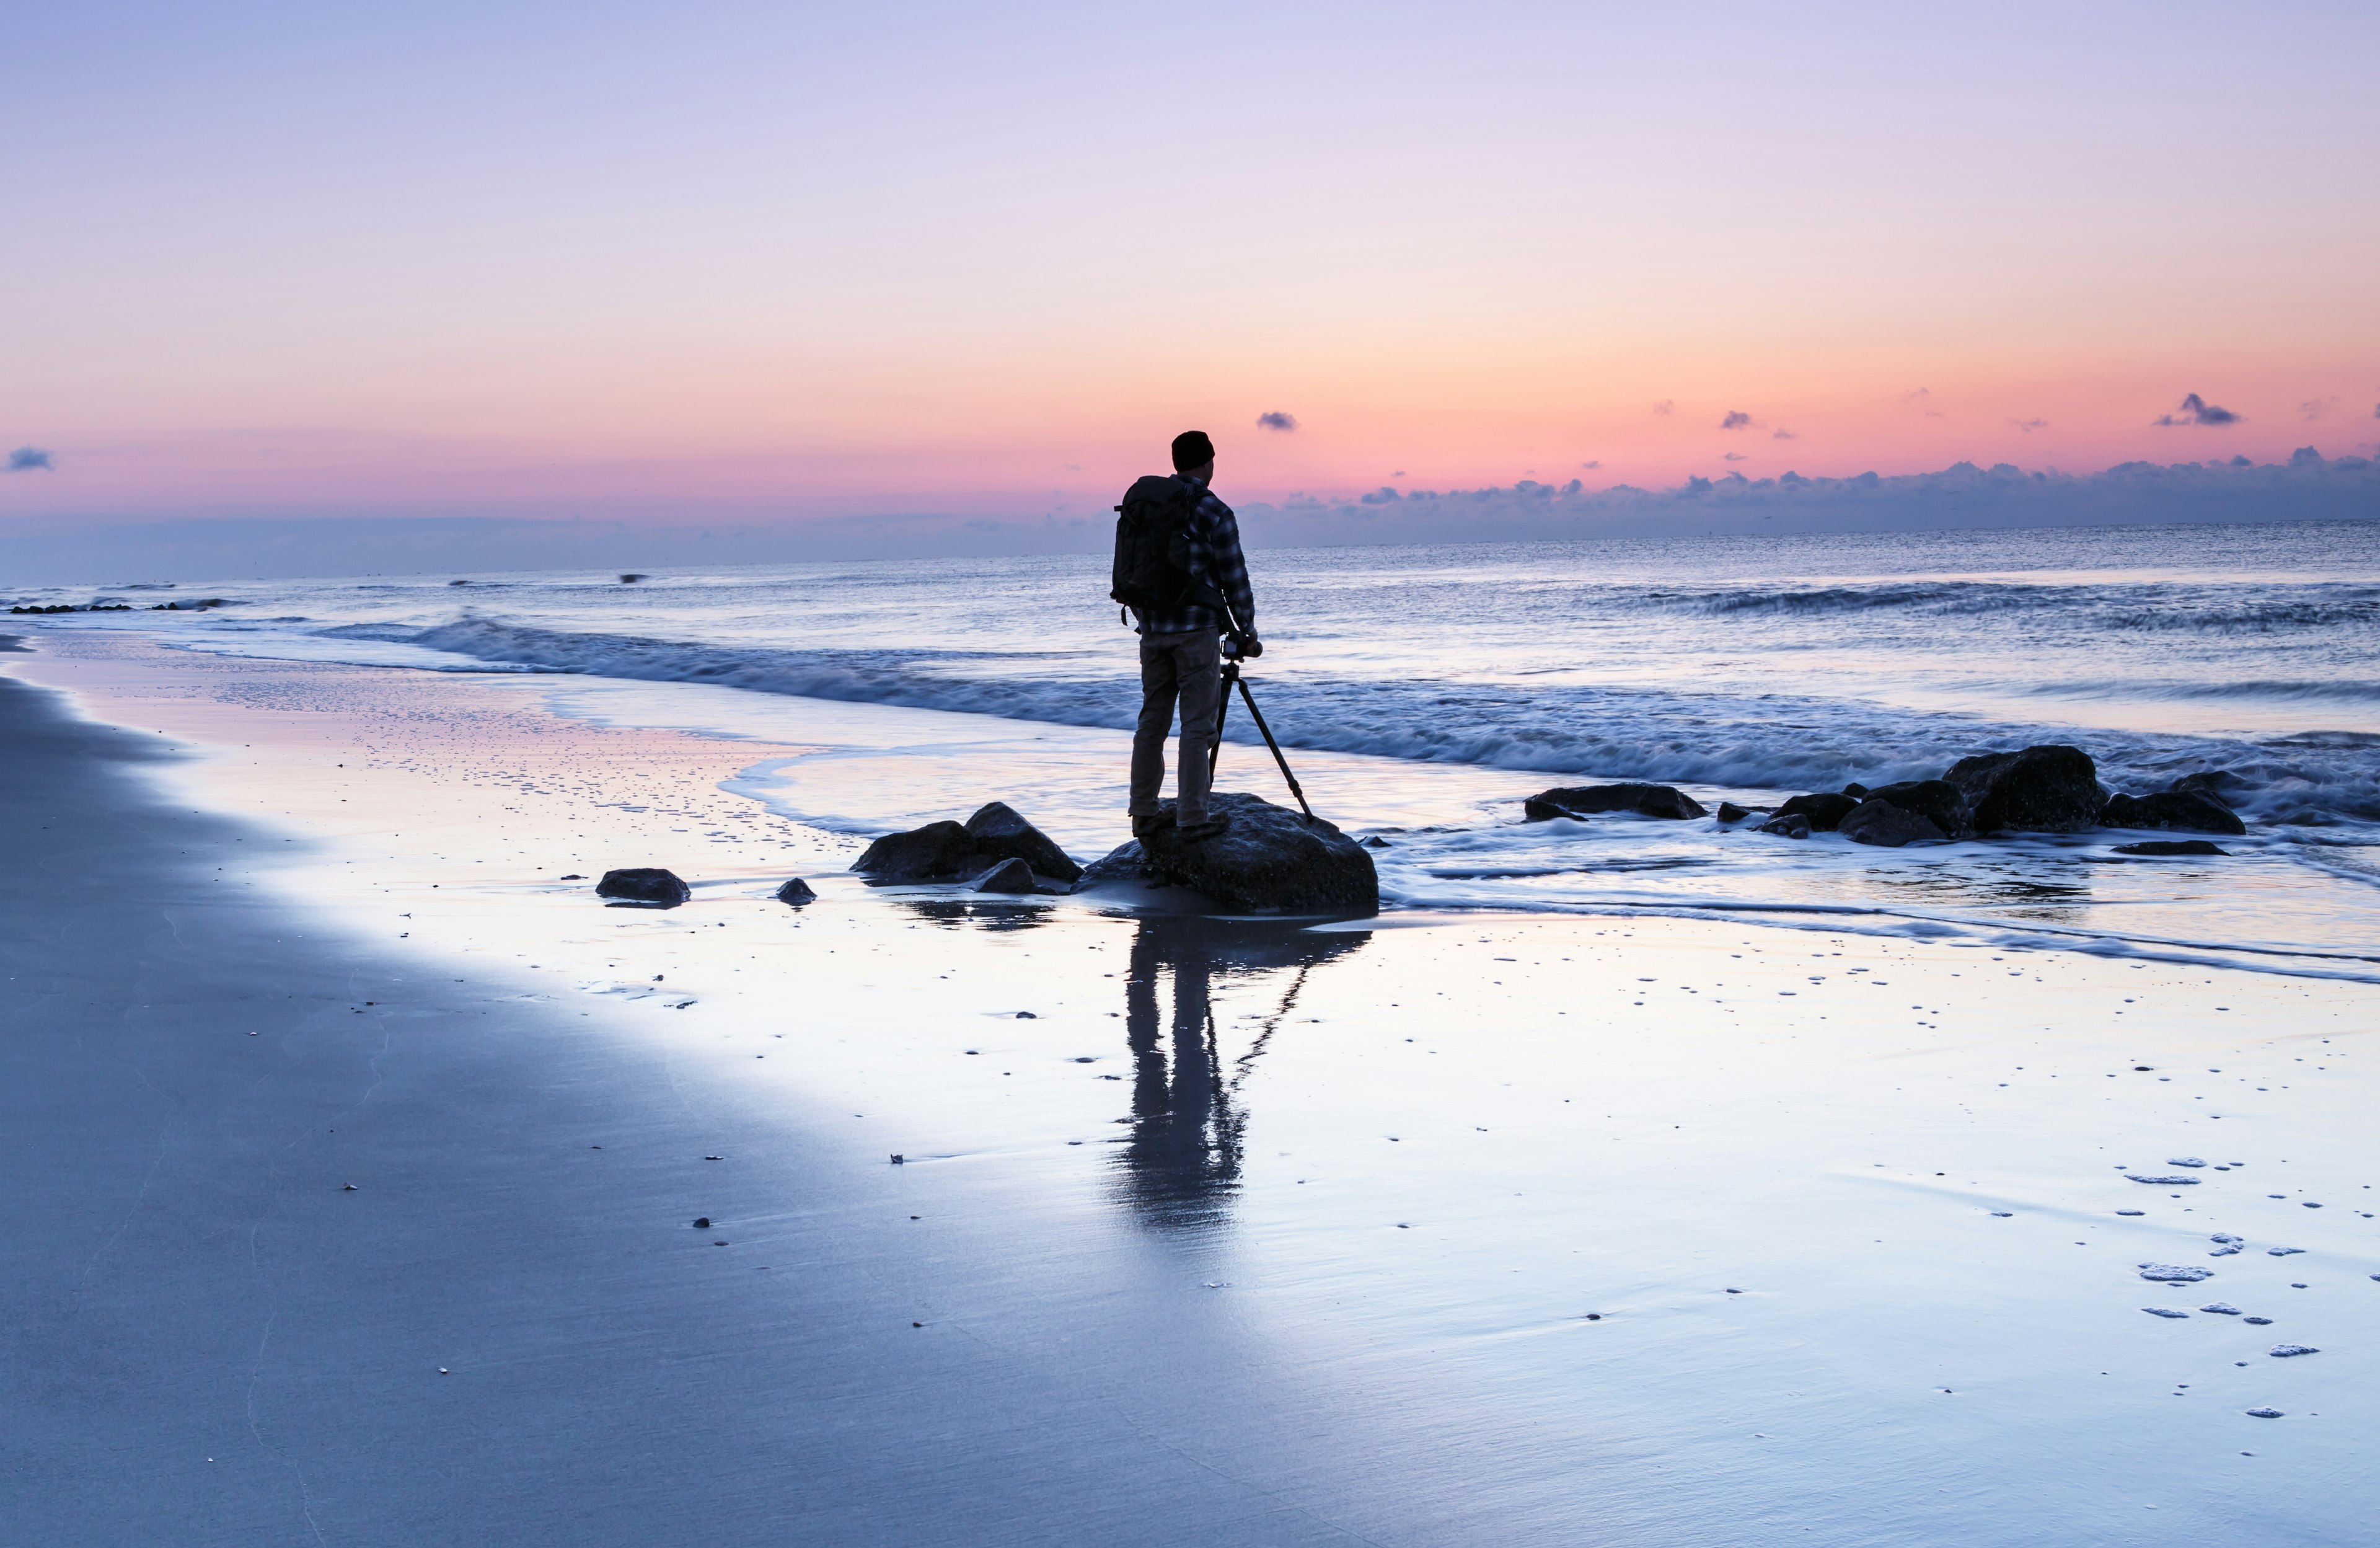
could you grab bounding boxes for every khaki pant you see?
[1129,630,1222,823]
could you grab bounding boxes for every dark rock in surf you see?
[596,867,690,906]
[1523,782,1707,821]
[2113,839,2228,857]
[850,820,979,882]
[1776,792,1859,831]
[1361,836,1391,849]
[962,801,1083,883]
[1716,802,1762,823]
[2169,770,2247,809]
[1841,782,1870,799]
[1759,813,1812,839]
[1943,745,2102,833]
[2100,790,2247,836]
[1839,799,1947,847]
[773,877,817,905]
[972,857,1039,894]
[1083,792,1377,915]
[1862,779,1971,838]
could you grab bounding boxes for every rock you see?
[1943,745,2102,833]
[1361,836,1391,849]
[850,805,1082,885]
[596,867,690,906]
[850,820,978,882]
[1715,802,1763,823]
[773,877,817,904]
[1523,782,1707,821]
[1861,779,1970,837]
[2169,769,2247,808]
[972,857,1038,893]
[1841,782,1870,799]
[2113,839,2228,856]
[1776,792,1859,831]
[1083,791,1377,915]
[1758,813,1812,839]
[1838,799,1947,847]
[963,801,1083,883]
[2100,790,2247,836]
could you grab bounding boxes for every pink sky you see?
[5,2,2375,531]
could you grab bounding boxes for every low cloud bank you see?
[2,451,2371,585]
[1239,448,2378,547]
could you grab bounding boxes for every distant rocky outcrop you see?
[1839,799,1947,847]
[1775,792,1859,831]
[1082,792,1378,915]
[1523,782,1707,821]
[2100,790,2247,836]
[851,802,1081,886]
[597,867,690,906]
[1944,745,2103,833]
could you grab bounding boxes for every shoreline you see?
[6,637,2378,1544]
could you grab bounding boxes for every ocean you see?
[20,518,2379,973]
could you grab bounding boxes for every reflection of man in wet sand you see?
[1112,917,1367,1232]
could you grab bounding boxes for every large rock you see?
[850,820,978,882]
[963,801,1084,882]
[2101,790,2247,836]
[850,803,1081,885]
[1943,745,2102,834]
[2114,839,2228,856]
[1523,782,1707,821]
[597,867,690,906]
[1839,798,1947,847]
[2169,770,2247,809]
[971,857,1039,894]
[1758,813,1812,839]
[1862,779,1971,838]
[1776,792,1859,831]
[1083,792,1377,915]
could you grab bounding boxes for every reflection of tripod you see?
[1208,658,1314,822]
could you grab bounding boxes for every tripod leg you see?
[1208,665,1233,781]
[1235,676,1315,822]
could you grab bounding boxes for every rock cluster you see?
[850,801,1083,888]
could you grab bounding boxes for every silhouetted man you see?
[1118,430,1258,843]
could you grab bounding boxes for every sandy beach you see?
[4,629,2373,1546]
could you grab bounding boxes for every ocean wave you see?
[377,616,2380,824]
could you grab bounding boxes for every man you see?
[1126,430,1258,843]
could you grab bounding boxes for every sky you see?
[4,1,2376,570]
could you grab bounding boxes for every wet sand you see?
[6,634,2376,1546]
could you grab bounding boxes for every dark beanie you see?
[1170,430,1215,471]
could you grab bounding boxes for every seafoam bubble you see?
[2246,1408,2284,1418]
[2142,1307,2190,1318]
[2268,1247,2305,1257]
[2200,1303,2242,1315]
[2127,1174,2202,1186]
[2167,1157,2209,1167]
[2268,1345,2319,1358]
[2140,1263,2216,1282]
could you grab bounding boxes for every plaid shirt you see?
[1134,474,1257,638]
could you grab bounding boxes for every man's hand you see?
[1225,632,1263,660]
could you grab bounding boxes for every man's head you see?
[1170,430,1215,480]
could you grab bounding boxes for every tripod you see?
[1209,657,1314,823]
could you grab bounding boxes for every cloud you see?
[2154,392,2241,427]
[2298,398,2336,422]
[1903,387,1931,404]
[6,446,54,472]
[1255,411,1297,432]
[1722,452,1749,461]
[1652,400,1674,417]
[1392,469,1405,477]
[2009,418,2048,433]
[1772,429,1795,440]
[1719,410,1753,430]
[2373,402,2379,420]
[1579,460,1601,469]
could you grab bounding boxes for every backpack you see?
[1109,475,1222,619]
